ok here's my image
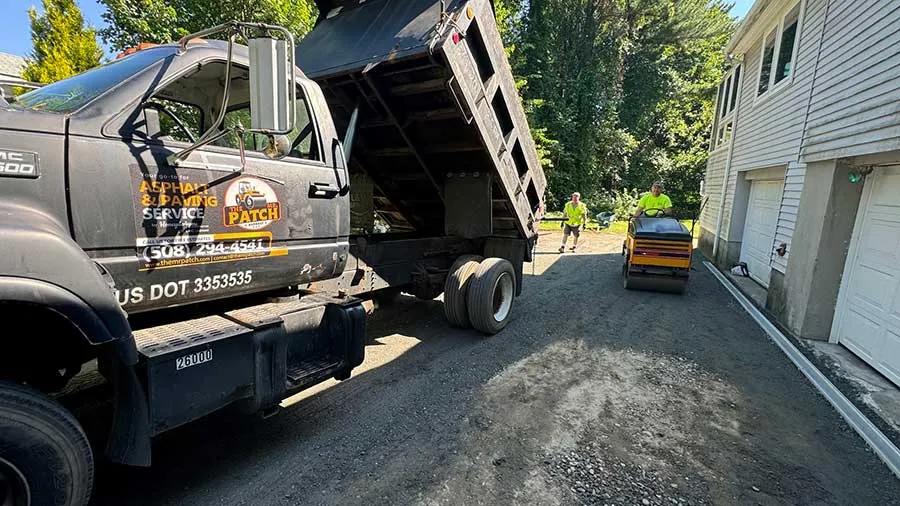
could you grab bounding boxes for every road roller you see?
[622,210,693,294]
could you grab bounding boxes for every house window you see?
[711,64,741,151]
[758,30,776,95]
[775,6,800,83]
[758,2,802,96]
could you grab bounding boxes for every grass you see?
[538,219,700,238]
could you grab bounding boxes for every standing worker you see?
[633,182,673,218]
[559,192,588,253]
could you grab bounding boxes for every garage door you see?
[740,179,783,287]
[833,166,900,387]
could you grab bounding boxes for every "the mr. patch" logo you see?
[223,177,282,230]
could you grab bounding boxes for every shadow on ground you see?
[86,237,900,506]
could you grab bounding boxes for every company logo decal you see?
[223,177,282,230]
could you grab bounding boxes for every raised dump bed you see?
[297,0,546,240]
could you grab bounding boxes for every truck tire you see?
[0,381,93,506]
[443,255,484,328]
[466,258,516,335]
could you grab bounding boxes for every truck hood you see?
[0,105,67,135]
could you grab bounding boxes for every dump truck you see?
[0,0,545,504]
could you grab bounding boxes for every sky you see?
[0,0,757,58]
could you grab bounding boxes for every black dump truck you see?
[0,0,545,504]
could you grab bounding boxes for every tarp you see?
[298,0,466,78]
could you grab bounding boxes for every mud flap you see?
[103,341,152,466]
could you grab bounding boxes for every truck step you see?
[286,357,344,386]
[133,315,248,358]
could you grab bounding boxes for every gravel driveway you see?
[89,232,900,505]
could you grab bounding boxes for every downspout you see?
[712,57,744,258]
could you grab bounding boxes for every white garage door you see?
[740,179,783,287]
[833,166,900,387]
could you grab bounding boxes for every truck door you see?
[68,56,349,313]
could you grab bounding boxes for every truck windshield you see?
[13,47,177,114]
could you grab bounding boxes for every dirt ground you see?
[87,232,900,505]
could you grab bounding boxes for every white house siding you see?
[771,162,807,272]
[729,0,827,173]
[700,148,729,233]
[802,0,900,161]
[721,169,739,241]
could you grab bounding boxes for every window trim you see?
[754,0,805,103]
[710,63,742,153]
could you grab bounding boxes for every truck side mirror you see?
[248,37,293,132]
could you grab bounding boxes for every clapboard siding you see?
[700,148,729,232]
[730,0,827,173]
[803,0,900,161]
[771,163,806,273]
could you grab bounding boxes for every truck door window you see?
[216,88,320,162]
[141,98,202,143]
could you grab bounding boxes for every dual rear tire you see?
[443,256,516,335]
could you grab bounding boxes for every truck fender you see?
[0,202,132,347]
[0,204,151,465]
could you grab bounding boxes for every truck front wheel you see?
[0,381,93,506]
[466,258,516,335]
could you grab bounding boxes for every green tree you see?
[22,0,103,84]
[99,0,318,52]
[506,0,734,215]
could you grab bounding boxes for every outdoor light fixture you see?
[848,166,874,184]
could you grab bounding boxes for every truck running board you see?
[132,294,365,436]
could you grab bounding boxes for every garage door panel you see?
[838,310,881,363]
[740,179,783,287]
[847,264,895,309]
[880,330,900,386]
[871,176,900,204]
[859,220,900,257]
[834,165,900,388]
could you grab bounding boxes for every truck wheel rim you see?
[492,272,514,322]
[0,457,30,506]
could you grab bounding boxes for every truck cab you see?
[6,41,350,314]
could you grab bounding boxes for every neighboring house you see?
[0,52,28,98]
[0,52,43,98]
[700,0,900,387]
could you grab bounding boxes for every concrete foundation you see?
[767,160,863,340]
[697,228,742,269]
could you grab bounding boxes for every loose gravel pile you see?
[544,442,710,506]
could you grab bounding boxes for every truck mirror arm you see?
[168,21,298,167]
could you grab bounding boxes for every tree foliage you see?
[496,0,735,217]
[22,0,103,84]
[98,0,318,52]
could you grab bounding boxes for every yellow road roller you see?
[622,211,693,294]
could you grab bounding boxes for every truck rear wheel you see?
[443,255,483,328]
[466,258,516,335]
[0,381,93,506]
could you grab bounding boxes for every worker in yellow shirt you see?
[559,192,588,253]
[633,182,673,218]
